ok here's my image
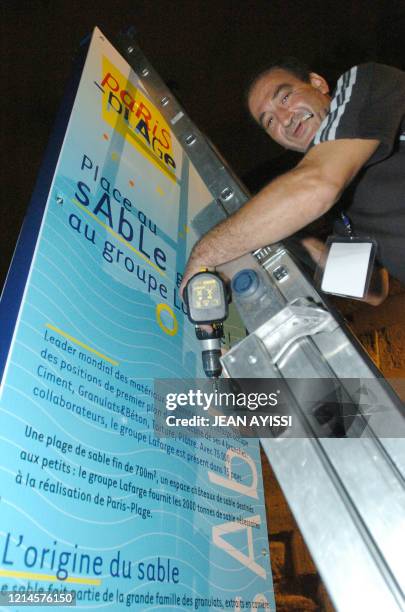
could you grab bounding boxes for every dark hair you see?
[245,56,311,111]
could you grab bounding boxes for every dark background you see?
[2,0,405,287]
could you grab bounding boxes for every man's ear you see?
[309,72,329,94]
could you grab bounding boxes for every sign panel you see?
[0,28,275,610]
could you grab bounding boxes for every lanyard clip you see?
[340,212,354,237]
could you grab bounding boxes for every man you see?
[181,59,405,304]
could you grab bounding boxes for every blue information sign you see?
[0,28,275,611]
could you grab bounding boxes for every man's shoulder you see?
[337,62,405,87]
[312,62,405,147]
[334,63,374,93]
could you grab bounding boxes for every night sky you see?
[2,0,405,287]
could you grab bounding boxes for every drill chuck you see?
[196,329,223,378]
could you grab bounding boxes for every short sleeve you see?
[312,63,405,165]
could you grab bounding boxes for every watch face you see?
[193,278,221,309]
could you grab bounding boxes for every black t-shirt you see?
[311,63,405,284]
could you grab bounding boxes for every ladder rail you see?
[117,32,405,612]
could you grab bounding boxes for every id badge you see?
[317,236,377,299]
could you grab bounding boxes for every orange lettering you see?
[135,102,152,128]
[101,72,119,91]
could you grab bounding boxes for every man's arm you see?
[180,138,379,294]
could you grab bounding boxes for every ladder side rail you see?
[116,33,405,612]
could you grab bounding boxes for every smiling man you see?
[180,58,405,301]
[250,65,331,153]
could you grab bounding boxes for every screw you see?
[221,187,233,201]
[161,96,170,107]
[56,195,64,205]
[262,548,267,556]
[185,134,196,146]
[248,355,257,365]
[141,68,149,77]
[127,46,134,54]
[228,355,236,363]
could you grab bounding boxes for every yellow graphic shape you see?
[0,569,101,586]
[46,323,118,367]
[111,151,119,161]
[156,303,178,337]
[101,56,176,183]
[156,187,164,196]
[71,198,166,278]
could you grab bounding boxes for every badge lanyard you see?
[317,212,377,299]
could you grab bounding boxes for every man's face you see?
[248,68,331,152]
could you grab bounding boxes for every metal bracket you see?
[222,299,338,376]
[258,298,338,364]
